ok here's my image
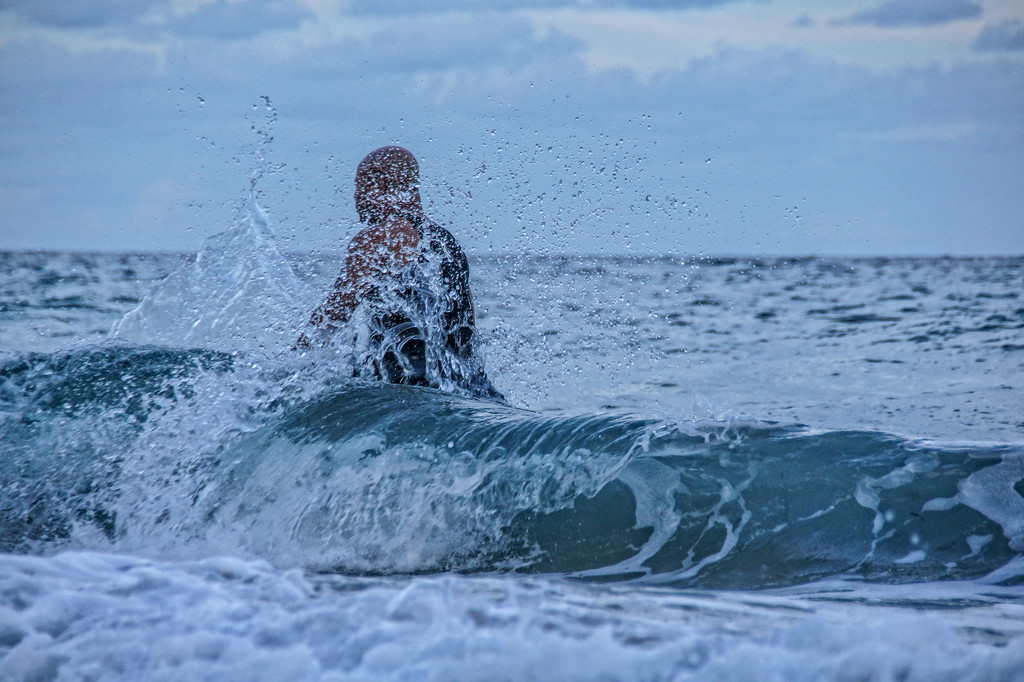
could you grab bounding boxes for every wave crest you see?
[1,345,1022,587]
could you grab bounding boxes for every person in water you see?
[295,146,499,398]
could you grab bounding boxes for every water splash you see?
[111,193,311,353]
[113,97,312,354]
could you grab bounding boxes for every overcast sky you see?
[1,0,1022,255]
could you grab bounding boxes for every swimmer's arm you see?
[294,220,418,349]
[293,244,373,350]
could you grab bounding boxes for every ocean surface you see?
[1,201,1023,680]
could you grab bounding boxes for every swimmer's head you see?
[354,146,421,224]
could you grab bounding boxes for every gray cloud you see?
[153,13,585,92]
[603,0,750,8]
[0,40,158,91]
[169,0,312,41]
[350,18,581,75]
[1,0,311,39]
[837,0,981,28]
[346,0,750,15]
[347,0,572,12]
[974,20,1024,52]
[1,9,1022,255]
[3,0,159,28]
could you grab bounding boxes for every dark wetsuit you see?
[359,216,500,399]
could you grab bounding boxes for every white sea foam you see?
[1,551,1022,682]
[959,453,1024,552]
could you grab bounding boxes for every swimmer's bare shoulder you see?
[348,217,419,274]
[294,217,420,350]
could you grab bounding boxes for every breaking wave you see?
[2,344,1021,589]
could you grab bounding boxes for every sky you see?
[0,0,1022,256]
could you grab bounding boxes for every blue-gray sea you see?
[2,200,1023,680]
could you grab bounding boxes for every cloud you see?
[602,0,751,8]
[3,0,160,28]
[350,17,582,75]
[1,6,1022,254]
[169,0,312,41]
[1,0,312,40]
[345,0,751,15]
[636,47,1022,145]
[973,20,1024,52]
[838,0,981,28]
[170,13,586,89]
[346,0,571,13]
[0,39,159,91]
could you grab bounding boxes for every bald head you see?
[356,146,419,185]
[354,146,422,224]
